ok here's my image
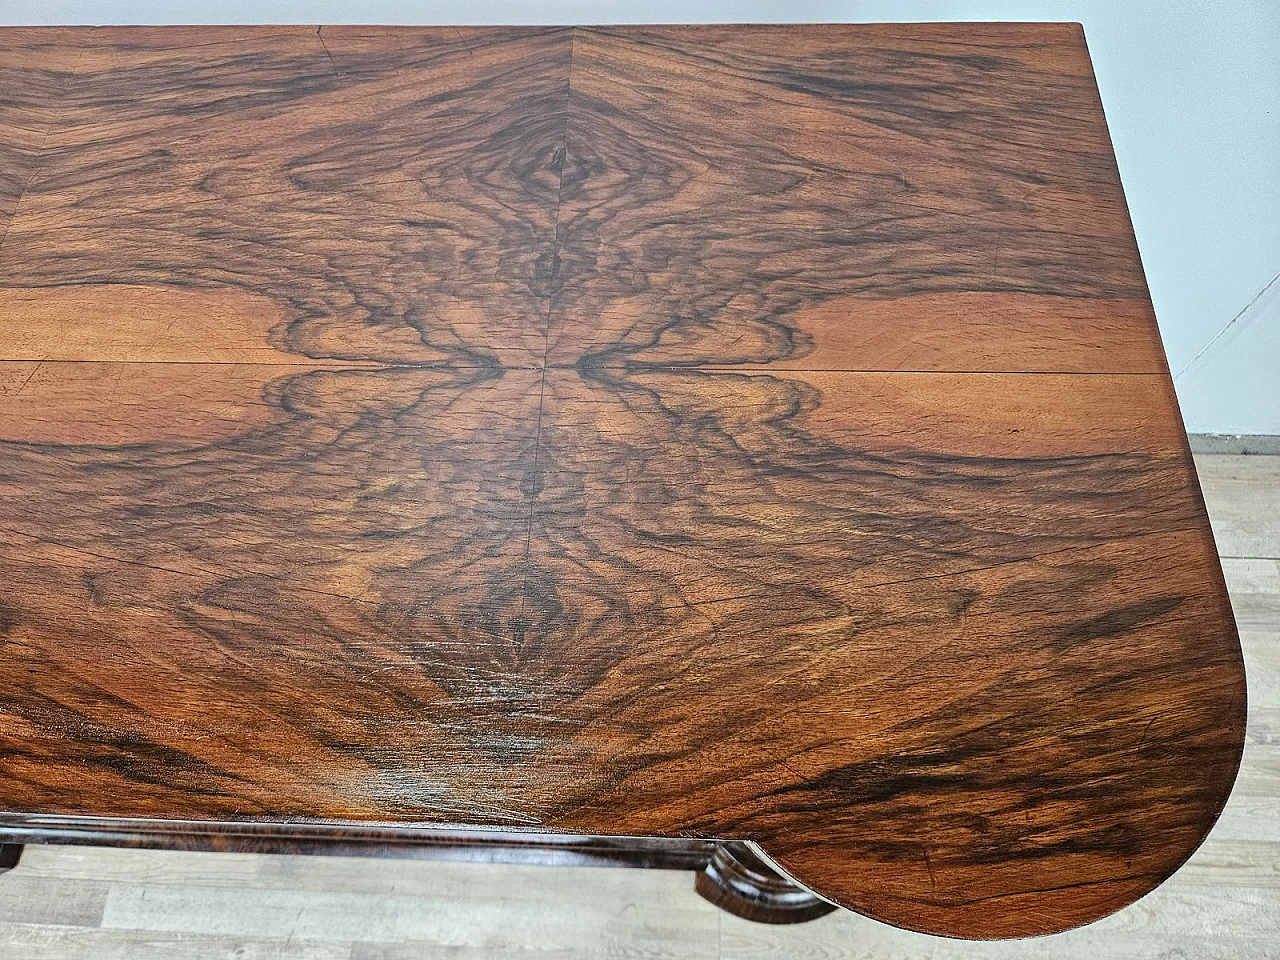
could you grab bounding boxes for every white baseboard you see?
[1188,434,1280,454]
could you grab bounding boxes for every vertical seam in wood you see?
[0,36,88,262]
[517,29,576,626]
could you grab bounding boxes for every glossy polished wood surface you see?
[0,24,1245,939]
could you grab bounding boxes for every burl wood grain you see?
[0,24,1245,938]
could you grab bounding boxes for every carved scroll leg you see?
[0,844,22,874]
[695,842,836,924]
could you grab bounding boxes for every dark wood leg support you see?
[0,823,839,923]
[0,844,22,873]
[695,842,836,924]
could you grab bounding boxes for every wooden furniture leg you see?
[695,842,836,924]
[0,844,22,873]
[0,822,838,923]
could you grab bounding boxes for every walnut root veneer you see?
[0,24,1246,939]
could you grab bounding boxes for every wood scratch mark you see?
[453,27,476,58]
[315,25,346,78]
[9,360,45,398]
[923,846,939,896]
[1138,716,1157,747]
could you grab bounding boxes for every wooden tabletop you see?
[0,24,1245,939]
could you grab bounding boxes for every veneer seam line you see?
[0,43,87,262]
[0,361,1171,374]
[516,29,574,625]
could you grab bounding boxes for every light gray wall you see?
[5,0,1277,434]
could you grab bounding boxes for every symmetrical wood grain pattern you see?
[0,24,1245,939]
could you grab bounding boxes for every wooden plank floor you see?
[1,451,1275,959]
